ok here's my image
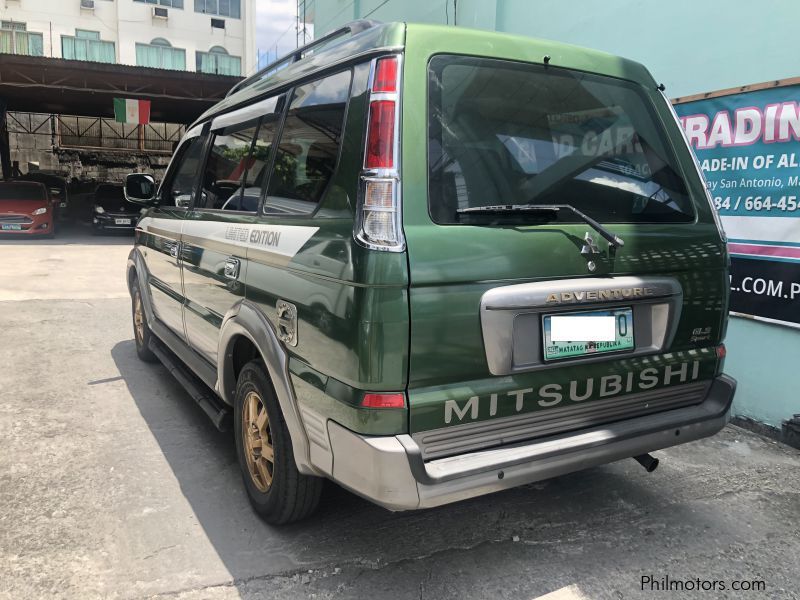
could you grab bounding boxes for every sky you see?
[255,0,314,71]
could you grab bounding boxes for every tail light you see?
[361,392,405,409]
[356,55,404,251]
[715,343,726,375]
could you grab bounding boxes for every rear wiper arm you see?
[456,204,625,249]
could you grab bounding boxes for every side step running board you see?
[148,337,231,432]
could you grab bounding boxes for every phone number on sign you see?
[713,195,799,212]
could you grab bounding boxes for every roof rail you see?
[228,19,382,97]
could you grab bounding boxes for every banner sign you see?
[674,83,800,329]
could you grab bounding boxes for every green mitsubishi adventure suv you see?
[125,21,736,524]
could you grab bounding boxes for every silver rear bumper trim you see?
[326,375,735,511]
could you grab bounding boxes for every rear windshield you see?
[427,55,694,224]
[95,185,124,201]
[0,183,46,201]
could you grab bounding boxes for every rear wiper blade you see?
[456,204,625,249]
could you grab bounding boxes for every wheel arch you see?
[218,300,317,476]
[127,248,157,324]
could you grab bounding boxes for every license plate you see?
[543,308,634,361]
[1,224,22,231]
[115,218,132,225]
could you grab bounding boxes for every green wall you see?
[312,0,800,428]
[724,318,798,427]
[316,0,800,99]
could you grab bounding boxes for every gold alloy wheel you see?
[242,390,274,493]
[134,293,145,345]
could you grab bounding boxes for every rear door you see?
[182,96,285,366]
[401,37,728,455]
[138,127,207,341]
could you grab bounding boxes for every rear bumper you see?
[326,375,736,511]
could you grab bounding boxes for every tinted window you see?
[198,122,259,210]
[428,55,694,225]
[95,184,140,211]
[162,135,206,207]
[95,184,124,201]
[225,100,284,212]
[0,183,46,201]
[264,70,351,216]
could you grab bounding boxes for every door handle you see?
[224,257,240,280]
[169,242,180,259]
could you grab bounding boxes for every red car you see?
[0,181,55,238]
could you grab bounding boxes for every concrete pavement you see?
[1,227,798,599]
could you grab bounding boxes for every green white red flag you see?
[113,98,151,124]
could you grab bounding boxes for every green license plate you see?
[1,224,22,231]
[543,307,634,361]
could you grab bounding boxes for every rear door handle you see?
[169,241,180,258]
[224,257,240,280]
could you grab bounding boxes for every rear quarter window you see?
[427,55,695,225]
[263,69,352,216]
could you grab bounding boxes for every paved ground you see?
[1,225,799,600]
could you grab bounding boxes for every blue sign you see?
[675,85,800,327]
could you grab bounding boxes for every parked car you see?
[0,181,55,237]
[124,21,736,524]
[92,183,141,234]
[15,172,70,221]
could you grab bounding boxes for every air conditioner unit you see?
[80,0,95,10]
[152,6,169,19]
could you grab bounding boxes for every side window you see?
[240,103,283,212]
[197,121,259,211]
[264,70,351,216]
[161,135,206,208]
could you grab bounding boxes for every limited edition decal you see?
[183,221,320,259]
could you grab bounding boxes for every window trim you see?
[189,97,288,215]
[258,68,354,220]
[189,118,263,214]
[156,124,208,211]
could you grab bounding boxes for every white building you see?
[0,0,257,76]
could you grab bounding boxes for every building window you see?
[133,0,185,7]
[196,46,241,76]
[0,22,44,57]
[62,29,115,63]
[194,0,240,19]
[136,38,186,70]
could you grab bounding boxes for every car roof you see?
[0,180,47,190]
[18,172,66,182]
[195,21,655,129]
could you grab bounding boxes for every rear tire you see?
[131,280,157,363]
[234,361,323,524]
